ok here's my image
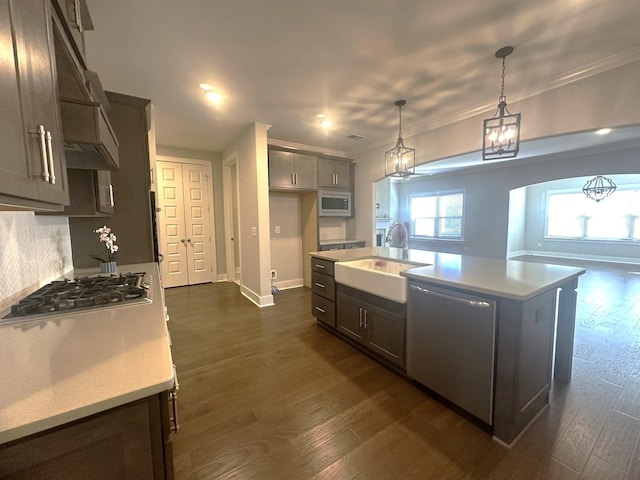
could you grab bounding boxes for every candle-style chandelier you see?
[482,46,521,161]
[582,175,617,202]
[385,100,416,178]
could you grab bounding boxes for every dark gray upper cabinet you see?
[317,157,352,190]
[50,0,92,68]
[268,149,317,190]
[0,0,69,211]
[41,168,113,217]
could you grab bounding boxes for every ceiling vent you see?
[346,133,365,140]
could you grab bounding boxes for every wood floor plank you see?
[165,260,640,479]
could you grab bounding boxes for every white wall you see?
[269,192,303,289]
[352,60,640,255]
[522,174,640,263]
[507,187,527,258]
[0,213,73,312]
[223,123,273,306]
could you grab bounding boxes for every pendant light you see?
[482,46,521,161]
[385,100,415,178]
[582,175,617,202]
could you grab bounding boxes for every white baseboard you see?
[273,278,304,290]
[240,284,274,307]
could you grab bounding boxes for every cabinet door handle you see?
[73,0,84,33]
[363,309,368,329]
[409,284,493,308]
[315,306,326,314]
[314,282,325,289]
[170,364,180,433]
[108,184,114,206]
[45,130,56,184]
[35,125,50,182]
[359,307,363,328]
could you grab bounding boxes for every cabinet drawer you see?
[311,257,335,276]
[344,241,365,249]
[312,271,335,300]
[312,294,335,328]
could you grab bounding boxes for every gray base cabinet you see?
[310,257,336,328]
[0,392,174,480]
[336,285,406,369]
[492,288,557,444]
[406,277,559,445]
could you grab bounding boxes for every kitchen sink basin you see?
[334,257,427,303]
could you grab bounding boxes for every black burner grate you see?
[4,272,149,319]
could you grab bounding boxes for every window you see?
[410,191,463,239]
[546,187,640,241]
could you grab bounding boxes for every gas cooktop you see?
[3,272,152,321]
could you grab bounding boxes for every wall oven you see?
[318,190,351,217]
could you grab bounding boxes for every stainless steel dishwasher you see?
[407,281,496,425]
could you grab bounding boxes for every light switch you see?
[251,226,257,237]
[275,226,281,234]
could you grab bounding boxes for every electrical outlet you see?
[251,226,257,237]
[275,226,280,234]
[271,270,277,279]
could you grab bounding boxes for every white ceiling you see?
[84,0,640,168]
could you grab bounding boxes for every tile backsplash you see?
[318,217,347,240]
[0,212,72,312]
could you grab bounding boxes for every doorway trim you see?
[223,152,241,284]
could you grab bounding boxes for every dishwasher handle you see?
[409,284,492,308]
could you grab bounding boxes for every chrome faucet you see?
[386,222,409,258]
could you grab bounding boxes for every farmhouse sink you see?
[334,257,427,303]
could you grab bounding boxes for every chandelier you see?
[582,175,617,202]
[385,100,415,178]
[482,46,521,161]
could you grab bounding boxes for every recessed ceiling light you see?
[316,113,327,119]
[320,119,332,128]
[205,90,223,103]
[199,83,214,91]
[595,128,612,135]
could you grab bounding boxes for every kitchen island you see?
[0,263,175,479]
[310,247,585,445]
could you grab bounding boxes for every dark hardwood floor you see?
[165,260,640,479]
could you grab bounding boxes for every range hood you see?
[54,25,119,171]
[59,95,119,171]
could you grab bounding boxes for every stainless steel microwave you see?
[318,190,351,217]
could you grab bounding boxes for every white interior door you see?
[183,163,212,285]
[158,161,189,287]
[158,158,215,288]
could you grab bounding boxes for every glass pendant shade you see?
[482,46,521,161]
[385,100,415,178]
[582,175,617,202]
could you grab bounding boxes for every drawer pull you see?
[314,282,325,288]
[315,306,326,314]
[314,264,326,269]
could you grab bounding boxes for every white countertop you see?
[0,263,174,445]
[310,247,585,301]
